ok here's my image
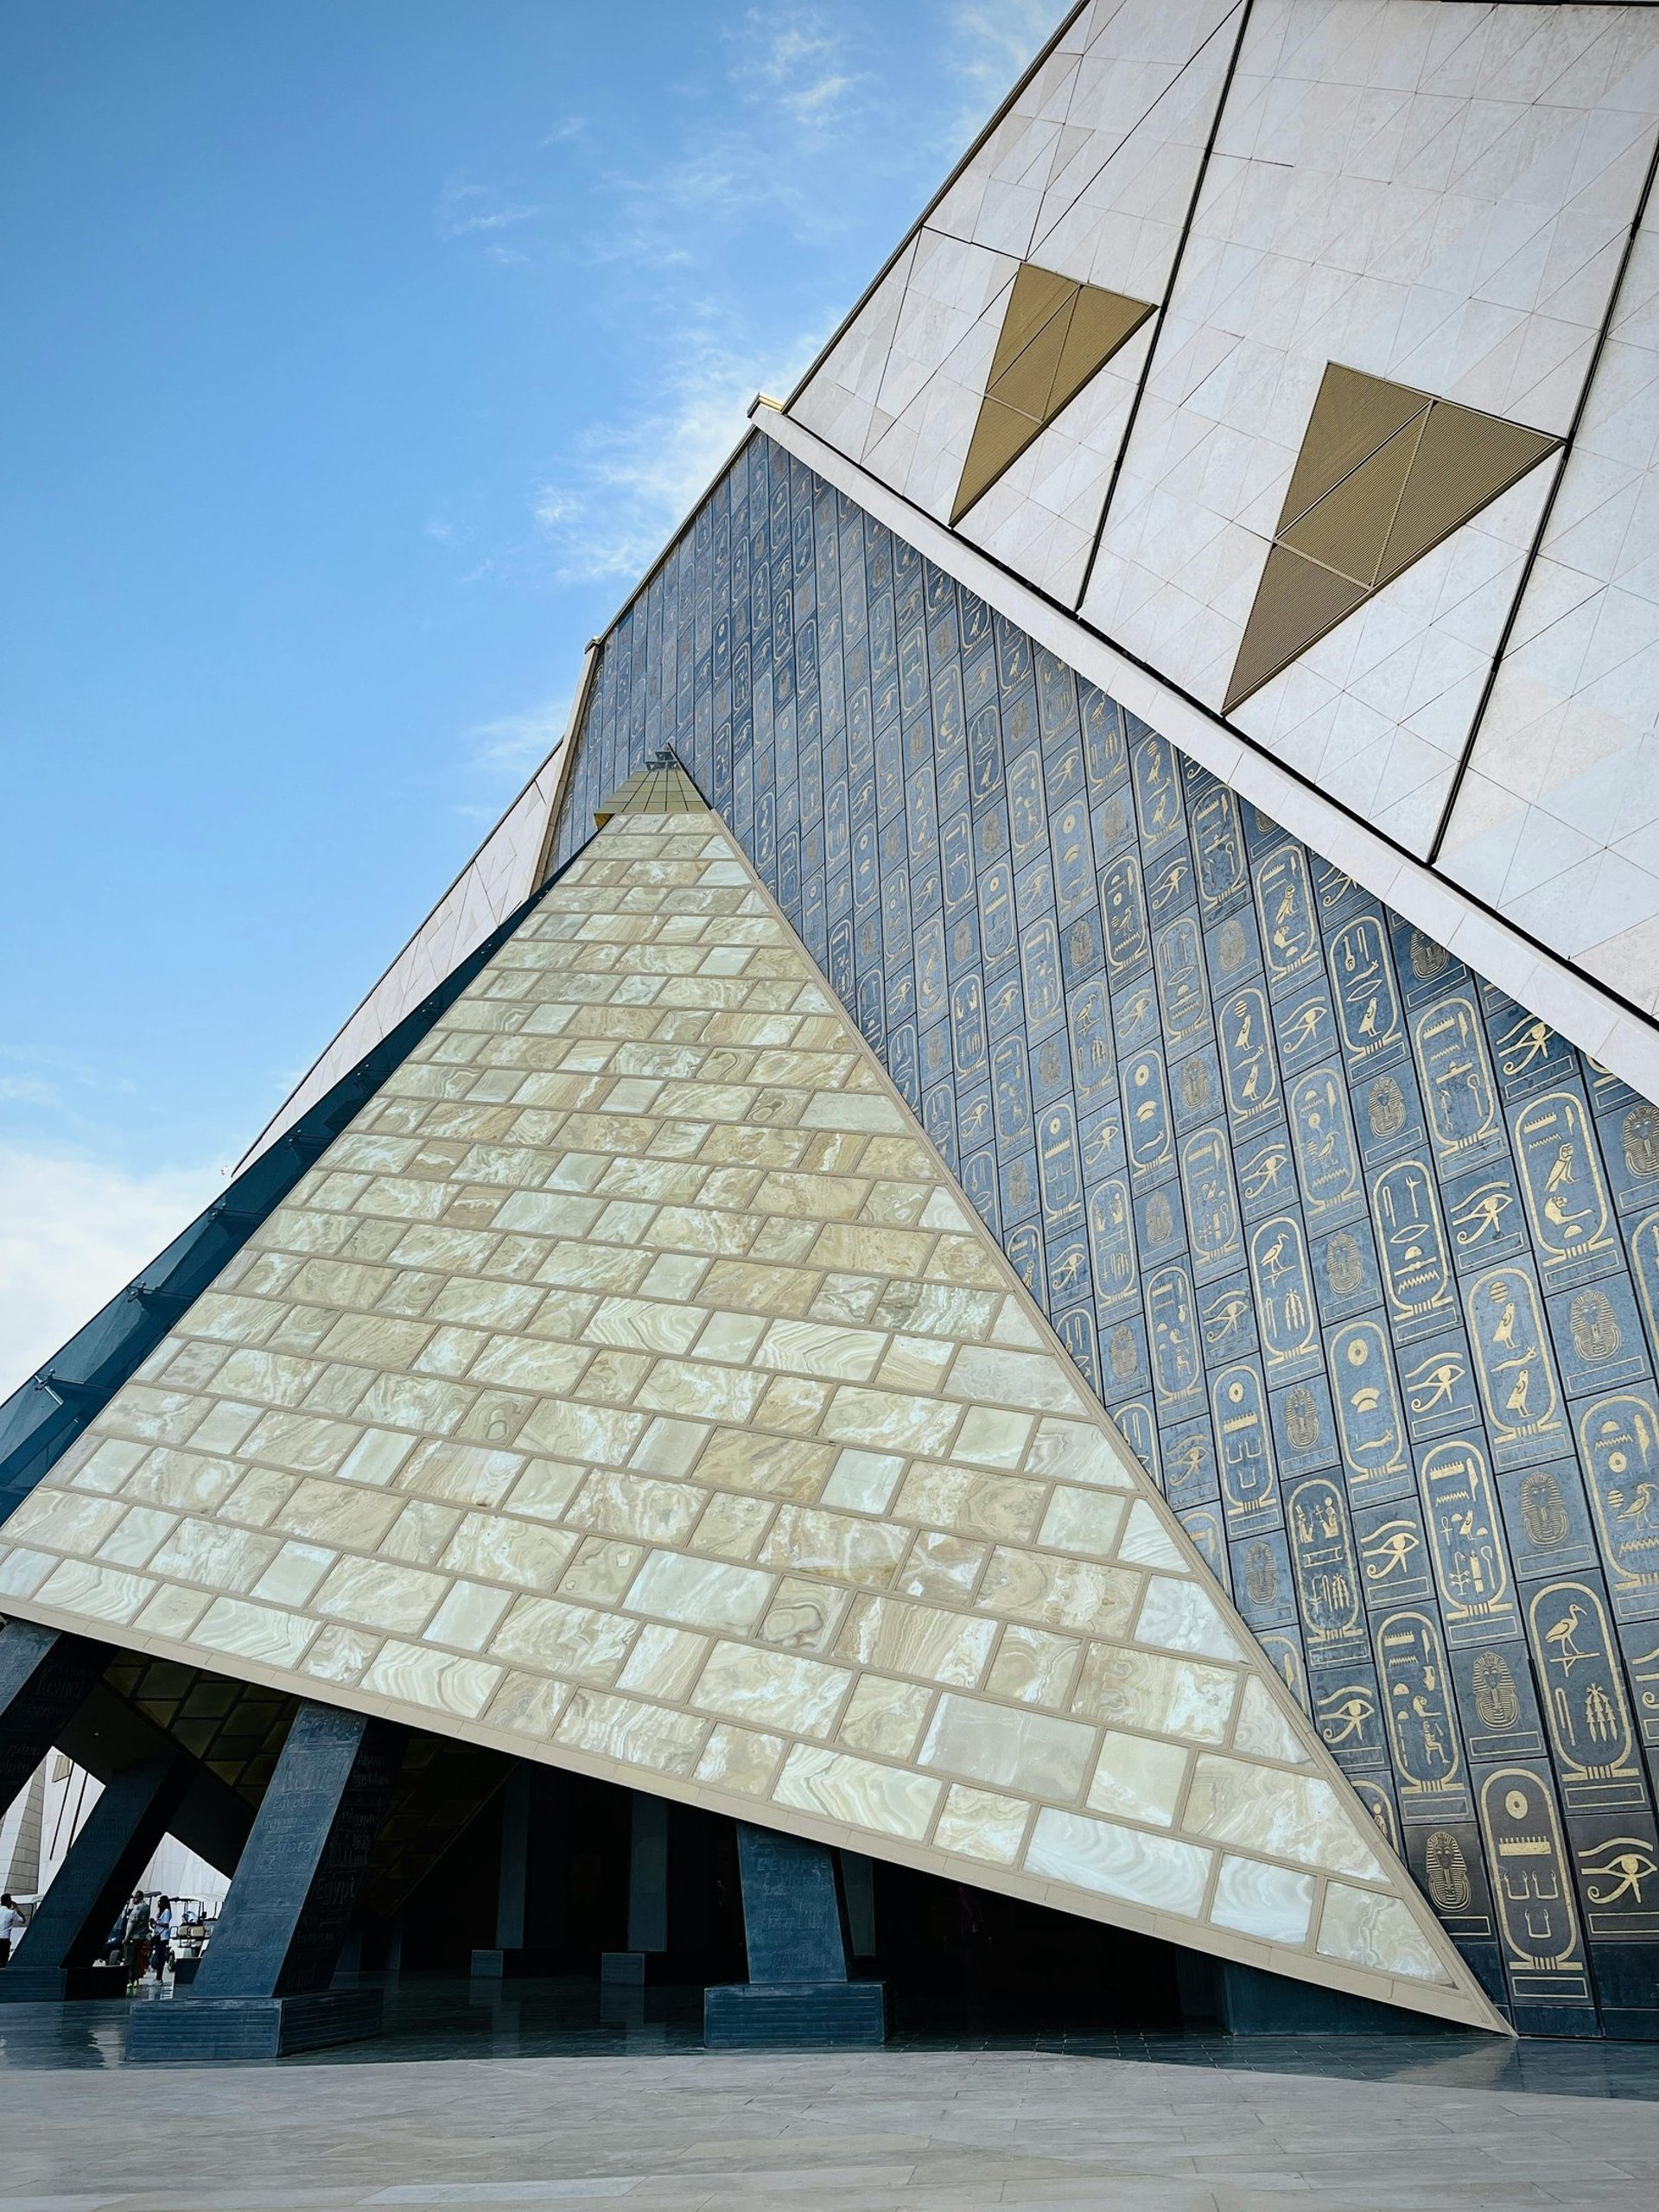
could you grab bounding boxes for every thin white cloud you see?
[435,179,543,242]
[0,1146,222,1398]
[944,0,1055,136]
[454,695,570,820]
[733,5,861,130]
[531,330,815,582]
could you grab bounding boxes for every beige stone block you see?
[398,1440,525,1510]
[251,1541,335,1608]
[897,1530,986,1603]
[584,1297,703,1355]
[364,1639,500,1719]
[314,1313,435,1370]
[212,1349,328,1410]
[558,1537,644,1605]
[696,1722,785,1796]
[273,1479,404,1551]
[492,1593,638,1682]
[986,1624,1080,1708]
[486,1669,570,1738]
[694,1638,850,1734]
[952,1406,1033,1470]
[181,1401,263,1456]
[335,1428,418,1488]
[1210,1854,1315,1947]
[535,1242,652,1295]
[468,1335,593,1395]
[182,1293,283,1345]
[1027,1420,1133,1491]
[33,1556,154,1623]
[315,1555,448,1636]
[240,1408,360,1477]
[898,1465,1044,1543]
[65,1437,149,1493]
[1185,1756,1386,1882]
[753,1374,830,1433]
[150,1517,281,1593]
[811,1224,933,1278]
[820,1448,904,1515]
[631,1360,764,1423]
[133,1583,213,1639]
[429,1276,544,1331]
[1116,1498,1189,1572]
[758,1576,848,1651]
[565,1470,702,1548]
[773,1745,940,1840]
[1318,1885,1448,1983]
[618,1623,709,1701]
[934,1784,1030,1866]
[760,1506,906,1586]
[838,1596,997,1688]
[1071,1645,1237,1743]
[1135,1577,1241,1662]
[505,1458,586,1521]
[556,1688,706,1776]
[1039,1487,1128,1559]
[355,1372,474,1435]
[945,1345,1086,1414]
[696,1431,831,1501]
[1026,1808,1212,1919]
[425,1579,514,1650]
[192,1595,318,1668]
[980,1548,1140,1637]
[3,1488,128,1556]
[812,1274,883,1324]
[1087,1732,1190,1827]
[1232,1676,1313,1766]
[822,1386,960,1457]
[701,1260,817,1316]
[873,1282,999,1339]
[382,1500,464,1567]
[837,1674,932,1759]
[925,1236,1002,1288]
[221,1468,299,1529]
[921,1694,1094,1800]
[626,1550,773,1634]
[440,1512,576,1589]
[0,1548,55,1599]
[688,1491,774,1560]
[518,1400,647,1467]
[302,1624,382,1686]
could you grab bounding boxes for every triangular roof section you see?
[0,773,1499,2028]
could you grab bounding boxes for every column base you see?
[126,1988,385,2062]
[703,1980,887,2048]
[600,1949,650,1985]
[0,1964,128,2004]
[468,1947,560,1980]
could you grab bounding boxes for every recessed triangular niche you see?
[952,263,1154,524]
[0,773,1500,2028]
[1224,364,1560,713]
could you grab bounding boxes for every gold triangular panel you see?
[1274,365,1429,537]
[1377,402,1561,590]
[952,264,1154,525]
[0,791,1500,2027]
[1228,365,1561,713]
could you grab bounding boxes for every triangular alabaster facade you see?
[0,795,1500,2028]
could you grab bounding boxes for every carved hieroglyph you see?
[0,783,1503,2026]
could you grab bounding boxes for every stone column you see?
[0,1756,189,2002]
[601,1790,669,1987]
[127,1701,404,2061]
[471,1764,532,1979]
[703,1823,886,2046]
[0,1621,110,1810]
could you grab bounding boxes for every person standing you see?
[150,1897,173,1983]
[120,1891,150,1990]
[0,1892,24,1965]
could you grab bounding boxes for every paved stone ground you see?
[3,2050,1659,2211]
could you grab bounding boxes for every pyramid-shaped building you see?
[10,0,1659,2051]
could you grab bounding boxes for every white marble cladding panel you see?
[1080,0,1659,849]
[0,810,1491,2026]
[792,0,1245,596]
[1441,191,1659,1019]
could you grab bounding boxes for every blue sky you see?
[0,1,1051,1383]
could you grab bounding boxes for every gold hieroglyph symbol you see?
[1224,364,1560,712]
[952,264,1154,523]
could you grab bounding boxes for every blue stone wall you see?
[555,434,1659,2037]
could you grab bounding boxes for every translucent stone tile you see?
[696,1721,786,1796]
[934,1784,1031,1866]
[364,1639,500,1718]
[772,1744,942,1840]
[1070,1645,1238,1742]
[1318,1884,1451,1984]
[1026,1808,1212,1916]
[837,1595,998,1686]
[693,1638,851,1734]
[624,1550,773,1632]
[1086,1731,1189,1827]
[1209,1853,1315,1948]
[836,1673,933,1758]
[556,1688,707,1775]
[1185,1756,1387,1882]
[921,1693,1096,1799]
[1231,1676,1313,1766]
